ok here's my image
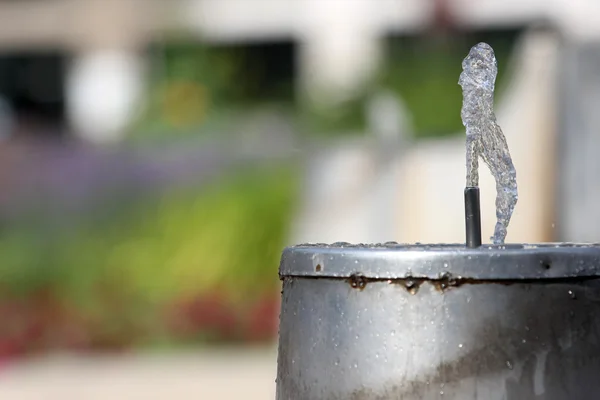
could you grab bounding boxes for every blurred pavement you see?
[0,348,277,399]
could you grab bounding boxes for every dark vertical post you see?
[464,186,482,247]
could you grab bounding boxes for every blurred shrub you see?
[0,166,297,355]
[299,93,369,137]
[135,31,520,139]
[138,39,295,138]
[292,31,521,137]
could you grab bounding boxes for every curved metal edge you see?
[279,243,600,280]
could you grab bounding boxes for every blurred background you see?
[0,0,598,398]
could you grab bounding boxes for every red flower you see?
[243,293,280,342]
[167,291,238,341]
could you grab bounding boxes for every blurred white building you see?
[0,0,598,142]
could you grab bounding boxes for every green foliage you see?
[137,39,296,137]
[134,31,521,139]
[0,166,298,347]
[299,94,369,137]
[298,31,520,137]
[106,166,297,304]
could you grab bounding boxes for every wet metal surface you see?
[276,244,600,400]
[280,243,600,280]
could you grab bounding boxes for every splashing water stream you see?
[459,43,518,244]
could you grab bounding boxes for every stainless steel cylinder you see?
[276,243,600,400]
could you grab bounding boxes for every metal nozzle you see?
[464,186,482,248]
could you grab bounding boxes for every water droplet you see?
[458,343,463,348]
[568,290,576,299]
[355,334,360,340]
[334,359,340,366]
[391,330,396,336]
[522,339,527,343]
[353,362,358,369]
[443,262,449,268]
[506,360,513,370]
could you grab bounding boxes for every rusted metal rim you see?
[279,243,600,280]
